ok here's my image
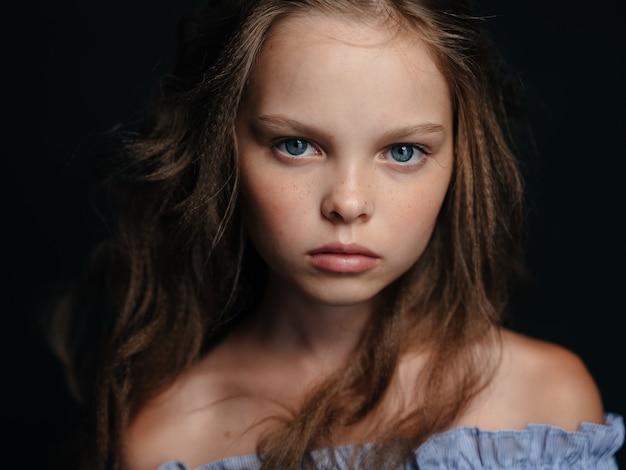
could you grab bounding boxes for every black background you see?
[3,0,624,468]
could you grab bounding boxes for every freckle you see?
[224,430,232,439]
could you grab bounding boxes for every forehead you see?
[259,11,441,75]
[242,12,451,131]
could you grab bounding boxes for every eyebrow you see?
[255,114,446,141]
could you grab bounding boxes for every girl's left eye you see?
[384,144,429,165]
[274,138,318,157]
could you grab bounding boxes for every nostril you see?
[330,210,345,223]
[323,203,371,224]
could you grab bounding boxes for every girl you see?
[55,0,624,468]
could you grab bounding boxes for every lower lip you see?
[308,253,380,273]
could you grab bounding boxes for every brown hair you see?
[52,0,526,468]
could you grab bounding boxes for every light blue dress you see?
[158,413,624,469]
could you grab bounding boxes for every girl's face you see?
[235,13,453,309]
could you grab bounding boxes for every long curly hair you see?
[51,0,527,468]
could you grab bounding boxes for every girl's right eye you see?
[274,138,318,157]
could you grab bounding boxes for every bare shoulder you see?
[489,329,605,430]
[123,348,267,470]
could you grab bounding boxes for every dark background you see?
[3,0,624,468]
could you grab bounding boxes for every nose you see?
[321,164,373,224]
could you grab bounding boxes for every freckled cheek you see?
[383,185,447,241]
[388,203,437,240]
[240,176,313,244]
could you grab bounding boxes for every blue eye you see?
[390,145,414,162]
[385,144,428,165]
[275,138,317,157]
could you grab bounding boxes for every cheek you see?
[388,203,438,256]
[239,174,312,246]
[383,178,450,253]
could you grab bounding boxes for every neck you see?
[246,275,376,367]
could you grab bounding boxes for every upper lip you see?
[308,243,380,257]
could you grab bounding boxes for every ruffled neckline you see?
[412,413,624,468]
[159,413,624,469]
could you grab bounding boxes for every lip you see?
[307,243,380,273]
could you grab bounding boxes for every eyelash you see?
[271,138,431,167]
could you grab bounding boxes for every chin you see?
[300,285,383,309]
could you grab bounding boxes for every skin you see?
[123,14,605,470]
[234,13,453,357]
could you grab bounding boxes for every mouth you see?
[307,243,380,273]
